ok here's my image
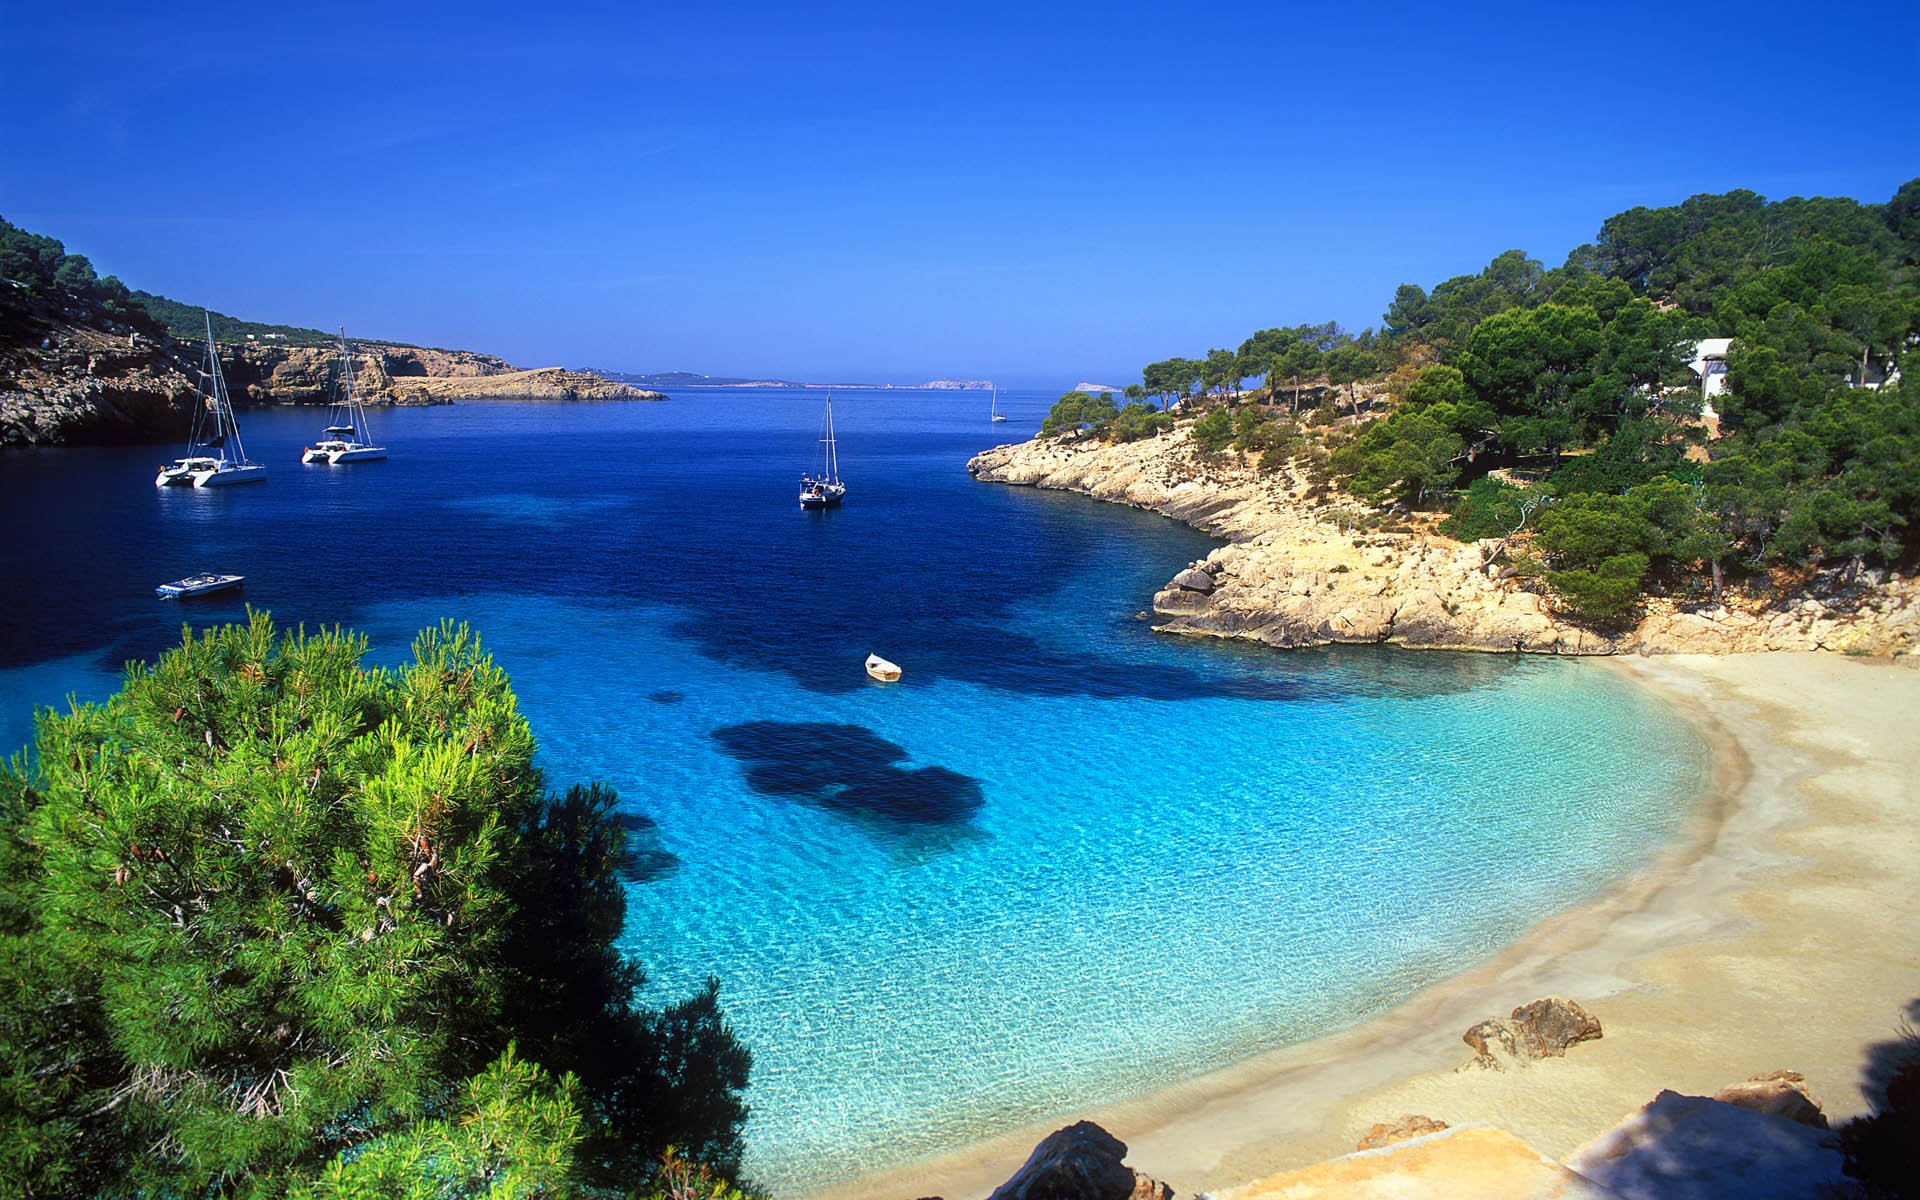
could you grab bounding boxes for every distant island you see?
[1074,381,1130,395]
[587,368,994,391]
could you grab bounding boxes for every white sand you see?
[805,654,1919,1199]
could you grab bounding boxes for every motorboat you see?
[156,573,244,600]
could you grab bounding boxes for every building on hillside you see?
[1686,338,1733,419]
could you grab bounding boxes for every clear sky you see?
[3,1,1915,387]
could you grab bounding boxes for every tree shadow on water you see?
[612,808,682,884]
[710,721,986,854]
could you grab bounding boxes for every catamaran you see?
[799,394,846,508]
[156,312,266,488]
[303,331,387,463]
[990,385,1007,422]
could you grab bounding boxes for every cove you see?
[0,390,1709,1192]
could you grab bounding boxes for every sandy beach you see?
[807,653,1920,1199]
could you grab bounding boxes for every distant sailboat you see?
[303,331,387,463]
[799,395,846,508]
[990,385,1007,422]
[156,312,266,488]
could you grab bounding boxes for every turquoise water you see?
[0,389,1708,1190]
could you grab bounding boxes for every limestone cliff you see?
[1,296,663,447]
[220,342,665,407]
[968,430,1920,658]
[0,288,200,445]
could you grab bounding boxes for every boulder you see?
[1171,567,1216,593]
[1567,1090,1845,1199]
[1464,997,1601,1068]
[1153,587,1213,616]
[987,1121,1172,1200]
[1356,1114,1450,1150]
[1711,1070,1828,1129]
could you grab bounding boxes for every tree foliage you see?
[0,615,751,1199]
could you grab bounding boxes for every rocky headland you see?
[1,290,662,447]
[968,429,1920,658]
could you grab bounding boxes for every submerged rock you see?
[988,1121,1173,1200]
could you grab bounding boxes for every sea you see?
[0,387,1710,1191]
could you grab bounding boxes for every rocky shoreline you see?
[1,304,663,447]
[968,430,1920,659]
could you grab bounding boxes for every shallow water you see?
[0,388,1708,1189]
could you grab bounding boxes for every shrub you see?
[1546,552,1650,621]
[1441,476,1535,541]
[1191,405,1235,451]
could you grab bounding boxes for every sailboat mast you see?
[338,329,364,441]
[825,395,839,484]
[205,311,248,464]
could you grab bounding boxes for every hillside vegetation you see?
[1046,178,1920,624]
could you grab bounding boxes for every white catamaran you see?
[156,312,266,488]
[990,385,1007,422]
[799,395,846,508]
[303,331,387,463]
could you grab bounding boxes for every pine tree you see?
[1,613,749,1198]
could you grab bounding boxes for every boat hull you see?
[305,442,387,464]
[194,465,267,487]
[156,574,244,599]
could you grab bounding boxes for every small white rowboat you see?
[865,653,901,682]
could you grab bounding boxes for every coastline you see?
[802,652,1919,1199]
[967,432,1920,658]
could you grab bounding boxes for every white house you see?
[1686,337,1733,418]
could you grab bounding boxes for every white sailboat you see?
[156,312,266,488]
[799,394,846,508]
[303,331,387,463]
[990,385,1007,422]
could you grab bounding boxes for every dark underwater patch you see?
[646,689,686,704]
[711,721,985,831]
[613,808,681,883]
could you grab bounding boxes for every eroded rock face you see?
[966,430,1920,658]
[987,1121,1173,1200]
[1356,1113,1450,1150]
[1464,997,1602,1069]
[1712,1070,1828,1129]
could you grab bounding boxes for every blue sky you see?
[3,1,1915,387]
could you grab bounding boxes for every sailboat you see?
[302,331,387,463]
[156,312,266,488]
[798,394,846,508]
[990,385,1007,422]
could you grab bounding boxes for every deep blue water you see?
[0,388,1708,1190]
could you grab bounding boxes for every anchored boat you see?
[303,330,387,463]
[990,385,1007,422]
[799,394,846,508]
[156,312,265,488]
[155,573,244,600]
[865,653,901,682]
